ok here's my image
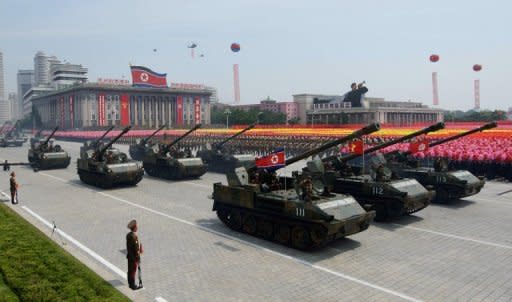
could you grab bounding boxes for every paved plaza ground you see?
[1,140,512,302]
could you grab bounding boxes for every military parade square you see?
[2,1,512,301]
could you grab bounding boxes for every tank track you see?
[78,169,142,188]
[143,162,199,180]
[214,203,351,250]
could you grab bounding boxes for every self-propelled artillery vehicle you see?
[77,126,144,188]
[197,122,257,173]
[28,126,71,170]
[385,122,497,202]
[142,124,206,179]
[0,120,25,147]
[128,124,166,161]
[322,122,445,221]
[212,124,379,250]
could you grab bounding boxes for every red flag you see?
[120,94,130,126]
[349,140,364,155]
[256,148,285,170]
[409,140,429,153]
[130,65,167,88]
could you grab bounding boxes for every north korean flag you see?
[131,65,168,88]
[348,140,364,155]
[409,140,429,153]
[256,148,286,170]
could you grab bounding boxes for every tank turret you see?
[197,122,258,173]
[77,126,144,188]
[212,124,380,250]
[142,124,206,179]
[386,122,498,202]
[128,124,166,160]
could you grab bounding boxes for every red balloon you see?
[473,64,482,71]
[230,43,241,52]
[429,54,439,62]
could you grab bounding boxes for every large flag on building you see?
[348,140,364,155]
[130,65,168,88]
[409,140,430,153]
[256,148,286,170]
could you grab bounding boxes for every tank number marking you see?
[296,208,305,217]
[436,175,447,183]
[372,187,384,195]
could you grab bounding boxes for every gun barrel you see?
[167,124,201,149]
[285,123,381,166]
[216,122,257,148]
[42,126,59,145]
[140,124,167,145]
[98,126,131,156]
[340,122,445,162]
[428,121,498,149]
[92,126,115,145]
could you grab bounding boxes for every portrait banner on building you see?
[98,94,106,126]
[69,95,74,128]
[194,97,201,124]
[120,94,130,126]
[60,97,65,128]
[177,96,183,126]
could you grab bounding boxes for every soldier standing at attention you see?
[126,219,143,290]
[9,171,18,204]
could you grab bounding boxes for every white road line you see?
[392,224,512,250]
[97,191,421,302]
[38,171,68,182]
[1,191,11,201]
[155,297,168,302]
[20,205,127,280]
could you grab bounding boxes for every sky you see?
[0,0,511,111]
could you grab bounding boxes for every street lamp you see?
[224,108,231,129]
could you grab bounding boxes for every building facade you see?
[8,93,17,121]
[294,94,443,126]
[31,83,212,129]
[50,63,88,90]
[17,69,34,119]
[34,51,60,86]
[232,97,298,122]
[0,51,8,123]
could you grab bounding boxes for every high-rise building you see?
[16,69,34,119]
[0,51,9,123]
[50,63,88,90]
[34,51,60,86]
[8,93,17,121]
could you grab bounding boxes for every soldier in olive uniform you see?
[300,176,313,203]
[9,171,18,204]
[126,219,143,290]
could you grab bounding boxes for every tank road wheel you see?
[310,226,327,246]
[291,226,312,250]
[242,215,257,235]
[275,224,290,245]
[227,210,242,230]
[258,219,274,239]
[216,208,229,224]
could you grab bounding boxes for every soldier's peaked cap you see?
[127,219,137,230]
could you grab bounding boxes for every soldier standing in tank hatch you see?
[300,175,313,203]
[126,219,143,290]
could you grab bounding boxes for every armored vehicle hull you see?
[0,138,24,147]
[77,159,144,188]
[143,157,206,179]
[198,152,255,174]
[390,166,484,202]
[330,175,433,221]
[28,150,71,170]
[213,177,374,250]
